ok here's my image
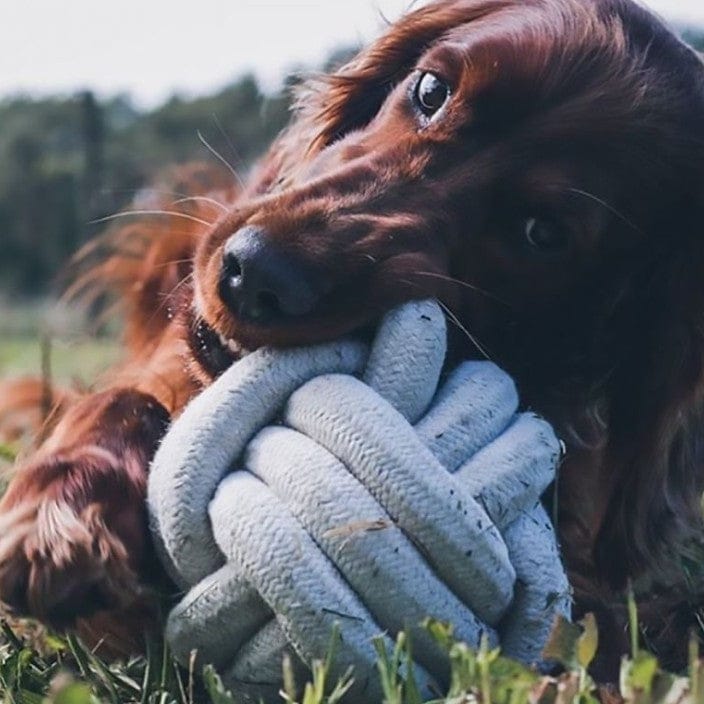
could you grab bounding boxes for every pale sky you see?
[1,0,702,108]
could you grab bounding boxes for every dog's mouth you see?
[188,315,253,379]
[186,306,380,380]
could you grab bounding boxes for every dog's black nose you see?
[219,226,318,323]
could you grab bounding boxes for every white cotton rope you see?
[148,300,571,704]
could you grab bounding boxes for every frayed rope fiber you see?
[148,300,570,703]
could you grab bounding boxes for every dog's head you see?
[190,0,704,584]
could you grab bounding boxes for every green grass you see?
[0,337,121,385]
[0,608,701,704]
[0,299,121,384]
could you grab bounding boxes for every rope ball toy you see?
[148,300,571,703]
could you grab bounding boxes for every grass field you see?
[0,300,122,385]
[0,336,121,384]
[0,607,701,704]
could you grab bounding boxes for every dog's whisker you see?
[90,210,214,228]
[400,277,493,360]
[173,196,228,212]
[165,271,195,302]
[436,299,492,361]
[412,271,511,307]
[197,130,246,190]
[153,257,195,269]
[99,186,215,202]
[211,113,248,180]
[565,187,643,236]
[145,271,196,330]
[157,271,195,314]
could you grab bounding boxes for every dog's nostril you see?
[222,250,243,282]
[254,291,282,320]
[219,248,242,312]
[243,290,283,324]
[218,225,320,324]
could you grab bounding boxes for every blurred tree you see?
[80,90,107,237]
[0,73,292,298]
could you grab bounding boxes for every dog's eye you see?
[414,72,450,117]
[524,217,568,251]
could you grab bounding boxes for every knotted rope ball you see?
[148,300,570,703]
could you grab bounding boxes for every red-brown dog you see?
[2,0,704,676]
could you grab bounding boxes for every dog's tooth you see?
[226,339,241,355]
[218,332,229,347]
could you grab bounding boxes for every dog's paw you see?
[0,446,152,628]
[0,389,170,627]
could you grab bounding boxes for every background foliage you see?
[0,79,288,297]
[0,46,361,301]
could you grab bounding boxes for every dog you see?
[1,0,704,678]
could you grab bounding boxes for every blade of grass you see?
[65,634,91,682]
[188,650,197,704]
[172,653,189,704]
[140,643,153,704]
[690,633,701,704]
[627,584,639,659]
[1,620,24,651]
[158,635,174,704]
[81,643,121,704]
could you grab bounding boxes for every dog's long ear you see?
[595,183,704,588]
